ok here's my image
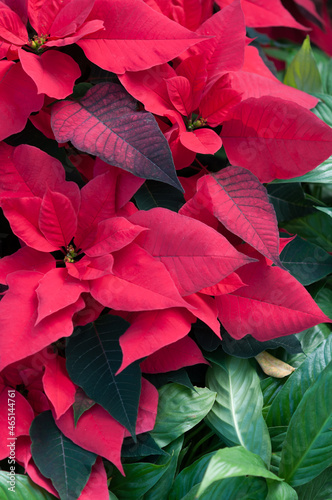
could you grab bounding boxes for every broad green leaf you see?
[30,411,97,500]
[296,324,332,356]
[109,455,172,499]
[134,180,185,212]
[261,377,287,409]
[0,472,57,500]
[280,235,332,285]
[196,446,282,498]
[266,334,332,428]
[283,211,332,253]
[169,452,217,500]
[279,361,332,486]
[316,206,332,218]
[205,355,271,466]
[193,476,267,500]
[284,36,322,93]
[109,493,119,500]
[121,433,167,458]
[318,59,332,94]
[73,387,95,427]
[273,156,332,184]
[150,384,216,447]
[266,480,298,500]
[144,436,184,500]
[312,94,332,127]
[267,183,315,222]
[296,466,332,499]
[66,315,141,437]
[315,284,332,319]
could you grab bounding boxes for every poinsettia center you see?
[187,117,207,131]
[64,244,78,264]
[29,34,49,51]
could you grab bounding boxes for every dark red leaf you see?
[42,356,76,420]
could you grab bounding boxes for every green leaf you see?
[279,235,332,285]
[284,36,322,93]
[266,480,298,500]
[272,155,332,184]
[121,433,167,458]
[283,211,332,253]
[73,387,95,427]
[316,206,332,218]
[66,315,141,437]
[318,59,332,94]
[315,283,332,319]
[144,436,184,500]
[312,94,332,127]
[266,334,332,428]
[196,446,282,498]
[205,355,271,466]
[296,466,332,499]
[296,324,332,356]
[279,361,332,486]
[150,384,216,447]
[267,183,315,223]
[109,456,172,499]
[144,368,195,391]
[261,377,288,409]
[134,180,185,212]
[30,411,97,500]
[193,476,268,500]
[0,472,57,500]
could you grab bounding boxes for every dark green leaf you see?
[283,211,332,253]
[296,466,332,499]
[144,368,195,391]
[134,180,185,212]
[279,361,332,486]
[205,356,271,466]
[194,476,268,500]
[315,283,332,319]
[318,59,332,94]
[0,472,57,500]
[313,94,332,127]
[150,384,216,447]
[296,324,332,356]
[267,183,315,222]
[66,315,141,437]
[30,411,97,500]
[196,446,282,498]
[121,433,167,458]
[280,236,332,285]
[266,334,332,428]
[73,387,95,427]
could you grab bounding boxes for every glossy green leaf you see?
[296,466,332,499]
[315,284,332,319]
[0,472,57,500]
[66,315,141,437]
[121,433,167,458]
[134,180,185,212]
[284,36,322,93]
[318,59,332,94]
[283,211,332,253]
[196,446,282,498]
[193,476,267,500]
[109,455,172,499]
[266,480,298,500]
[279,235,332,285]
[266,334,332,428]
[316,206,332,218]
[267,183,315,223]
[279,361,332,486]
[144,368,195,391]
[73,387,95,427]
[150,384,216,447]
[296,324,332,356]
[205,355,271,465]
[30,411,97,500]
[144,436,184,500]
[273,155,332,184]
[312,94,332,127]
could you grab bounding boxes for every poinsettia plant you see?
[0,0,332,498]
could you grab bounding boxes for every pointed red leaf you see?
[0,2,28,45]
[51,82,182,191]
[176,54,207,111]
[199,272,245,296]
[19,49,81,99]
[0,390,34,459]
[42,356,76,420]
[67,255,114,281]
[166,76,193,116]
[84,217,147,257]
[215,0,307,28]
[192,0,246,88]
[183,293,220,336]
[25,459,59,498]
[129,208,254,295]
[124,378,158,437]
[55,404,125,474]
[0,61,43,141]
[199,75,242,127]
[76,0,208,74]
[0,271,84,371]
[140,336,208,373]
[191,168,282,266]
[221,96,332,182]
[47,0,95,37]
[39,190,77,249]
[216,261,331,341]
[78,456,109,500]
[118,308,193,373]
[144,0,214,31]
[91,243,189,310]
[180,128,222,154]
[36,268,89,324]
[0,246,55,283]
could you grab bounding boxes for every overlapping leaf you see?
[51,83,183,190]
